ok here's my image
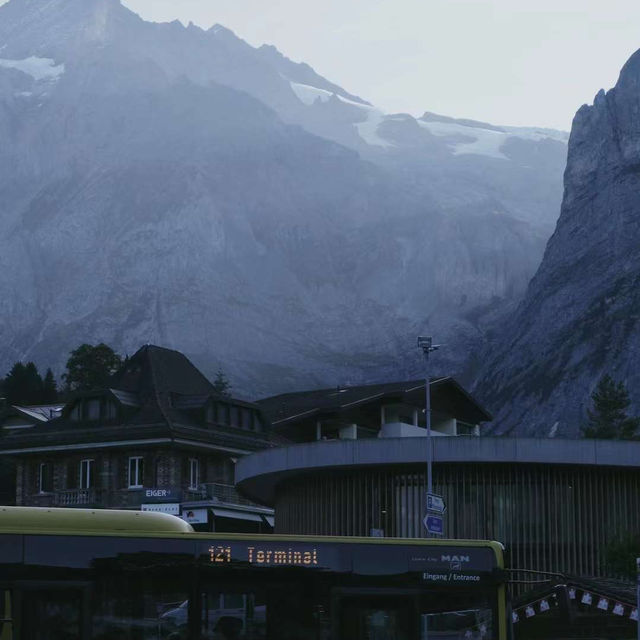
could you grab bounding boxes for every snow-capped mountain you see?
[0,0,567,395]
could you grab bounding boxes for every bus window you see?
[199,585,331,640]
[91,574,190,639]
[21,589,82,640]
[200,590,266,640]
[418,592,495,639]
[0,590,12,640]
[339,596,414,640]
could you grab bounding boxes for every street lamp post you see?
[418,337,440,498]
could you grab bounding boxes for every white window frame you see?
[80,459,94,489]
[189,458,199,490]
[128,456,144,488]
[38,462,52,494]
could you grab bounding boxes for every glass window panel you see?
[0,589,13,640]
[22,589,81,640]
[128,457,143,488]
[87,399,100,421]
[92,572,190,639]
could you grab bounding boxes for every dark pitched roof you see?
[110,345,215,397]
[258,377,492,427]
[0,345,273,454]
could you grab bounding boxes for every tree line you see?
[0,343,123,405]
[0,343,233,407]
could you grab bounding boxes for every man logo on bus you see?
[441,554,470,569]
[441,554,470,563]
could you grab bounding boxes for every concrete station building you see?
[237,381,640,581]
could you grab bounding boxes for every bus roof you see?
[0,506,195,534]
[0,507,503,562]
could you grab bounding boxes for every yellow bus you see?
[0,506,510,639]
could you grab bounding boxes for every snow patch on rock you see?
[290,81,333,106]
[418,119,509,159]
[289,80,393,148]
[0,56,65,82]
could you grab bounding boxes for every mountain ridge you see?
[0,0,568,396]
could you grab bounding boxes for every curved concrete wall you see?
[236,437,640,580]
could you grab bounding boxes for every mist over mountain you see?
[471,49,640,436]
[0,0,567,395]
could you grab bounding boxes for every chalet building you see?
[257,377,489,443]
[0,345,274,532]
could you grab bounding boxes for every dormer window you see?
[69,404,81,421]
[105,401,117,420]
[87,399,100,421]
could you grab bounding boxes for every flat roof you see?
[235,437,640,505]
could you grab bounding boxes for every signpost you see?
[423,514,444,536]
[427,493,446,515]
[418,336,443,538]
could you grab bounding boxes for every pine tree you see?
[3,361,45,405]
[582,374,640,439]
[3,362,26,405]
[41,369,59,403]
[213,369,232,397]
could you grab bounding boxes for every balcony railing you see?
[185,482,257,507]
[54,488,102,507]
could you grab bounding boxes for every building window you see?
[105,401,117,420]
[80,459,94,489]
[189,458,200,490]
[87,399,101,420]
[128,457,144,488]
[216,403,229,425]
[69,404,81,421]
[242,409,252,430]
[38,462,53,493]
[230,406,240,427]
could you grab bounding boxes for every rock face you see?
[471,50,640,436]
[0,0,567,396]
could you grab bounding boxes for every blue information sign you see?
[423,514,444,536]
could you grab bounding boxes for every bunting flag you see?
[512,583,638,625]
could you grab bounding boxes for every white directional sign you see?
[427,493,446,514]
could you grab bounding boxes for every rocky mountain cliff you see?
[471,49,640,435]
[0,0,567,396]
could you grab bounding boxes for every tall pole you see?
[425,346,433,496]
[418,337,439,498]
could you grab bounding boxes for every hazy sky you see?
[7,0,640,129]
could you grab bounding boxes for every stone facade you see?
[16,447,236,510]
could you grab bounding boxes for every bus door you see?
[333,588,418,640]
[15,581,90,640]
